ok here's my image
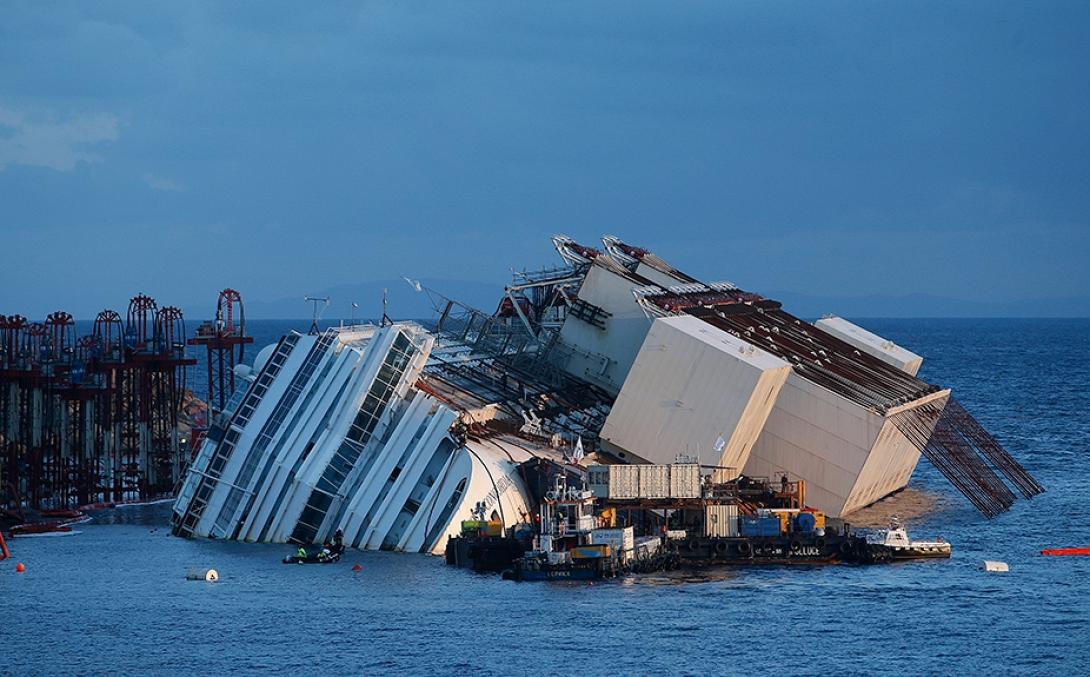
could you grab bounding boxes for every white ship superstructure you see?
[172,303,611,552]
[173,322,544,552]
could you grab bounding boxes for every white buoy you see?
[186,567,219,582]
[983,560,1009,573]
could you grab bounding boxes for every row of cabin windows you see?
[255,367,358,542]
[177,335,299,528]
[289,332,417,544]
[211,333,337,534]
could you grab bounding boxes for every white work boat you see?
[866,518,951,559]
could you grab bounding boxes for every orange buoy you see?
[352,563,362,572]
[15,562,26,573]
[1041,547,1090,556]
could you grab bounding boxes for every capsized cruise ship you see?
[171,236,1042,552]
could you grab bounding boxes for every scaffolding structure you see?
[187,289,252,416]
[184,289,252,460]
[0,294,195,512]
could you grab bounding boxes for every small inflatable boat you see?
[282,550,341,565]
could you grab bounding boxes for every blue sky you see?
[1,2,1088,319]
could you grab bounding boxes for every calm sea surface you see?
[4,319,1090,676]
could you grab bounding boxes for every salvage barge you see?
[447,461,950,580]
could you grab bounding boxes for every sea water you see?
[3,319,1089,675]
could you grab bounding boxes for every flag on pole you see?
[713,435,726,453]
[572,437,585,463]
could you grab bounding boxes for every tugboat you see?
[504,474,625,582]
[507,547,622,581]
[865,517,951,560]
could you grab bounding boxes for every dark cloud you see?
[1,1,1088,318]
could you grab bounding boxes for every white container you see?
[983,560,1009,573]
[588,526,635,552]
[575,515,596,533]
[609,465,641,499]
[639,465,671,499]
[704,504,739,538]
[587,465,611,498]
[666,529,688,540]
[670,464,701,498]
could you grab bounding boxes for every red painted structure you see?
[187,289,253,416]
[0,295,195,512]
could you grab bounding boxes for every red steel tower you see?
[187,288,253,416]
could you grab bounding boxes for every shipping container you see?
[587,465,611,498]
[670,463,701,498]
[484,521,504,537]
[739,516,758,536]
[588,526,635,552]
[639,464,671,498]
[704,504,740,537]
[608,465,641,499]
[571,544,611,559]
[739,516,780,537]
[461,520,486,533]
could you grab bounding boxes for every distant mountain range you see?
[209,279,1090,321]
[238,278,504,322]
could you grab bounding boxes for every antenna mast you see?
[304,296,330,335]
[380,288,392,327]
